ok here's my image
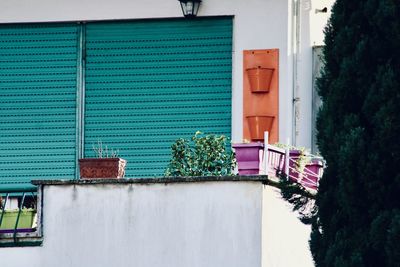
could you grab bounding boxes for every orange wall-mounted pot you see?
[246,66,274,93]
[243,49,279,143]
[246,115,274,141]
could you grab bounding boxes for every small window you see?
[312,46,324,154]
[0,189,42,247]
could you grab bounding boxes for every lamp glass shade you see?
[179,0,201,17]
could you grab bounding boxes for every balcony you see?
[233,141,325,192]
[0,187,42,247]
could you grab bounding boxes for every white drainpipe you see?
[291,0,301,146]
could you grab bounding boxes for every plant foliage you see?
[273,143,314,173]
[92,140,119,158]
[165,131,236,176]
[278,172,317,225]
[312,1,400,266]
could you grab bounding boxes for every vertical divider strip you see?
[75,22,86,179]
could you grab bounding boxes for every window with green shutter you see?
[84,18,233,177]
[0,17,233,189]
[0,24,79,191]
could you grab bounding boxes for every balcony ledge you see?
[0,232,42,247]
[32,175,271,186]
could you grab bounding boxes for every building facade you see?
[0,0,333,188]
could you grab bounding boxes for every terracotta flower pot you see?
[79,158,127,179]
[232,143,264,175]
[246,67,274,93]
[246,115,274,141]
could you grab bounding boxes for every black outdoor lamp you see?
[178,0,202,18]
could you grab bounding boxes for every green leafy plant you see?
[92,140,119,158]
[165,131,236,176]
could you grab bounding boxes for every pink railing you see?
[232,136,324,191]
[265,145,324,191]
[265,145,287,177]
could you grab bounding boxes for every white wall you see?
[262,186,314,267]
[0,182,314,267]
[295,0,334,147]
[1,182,263,267]
[42,182,263,267]
[0,0,289,144]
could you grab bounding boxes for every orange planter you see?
[246,115,274,141]
[243,49,279,143]
[79,158,127,179]
[246,67,274,93]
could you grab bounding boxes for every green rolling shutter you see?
[0,18,233,187]
[85,18,233,177]
[0,24,79,190]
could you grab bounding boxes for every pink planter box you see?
[288,150,301,182]
[232,143,264,175]
[302,160,323,190]
[287,149,323,189]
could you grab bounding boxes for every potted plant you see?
[288,149,324,188]
[232,140,264,175]
[302,159,324,190]
[272,143,324,189]
[164,131,236,176]
[79,141,127,179]
[286,148,306,182]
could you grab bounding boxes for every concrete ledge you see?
[0,236,42,248]
[32,175,269,186]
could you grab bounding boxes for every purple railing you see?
[233,142,324,191]
[265,145,324,190]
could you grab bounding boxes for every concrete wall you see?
[0,181,314,267]
[0,0,334,148]
[262,186,314,267]
[295,0,334,147]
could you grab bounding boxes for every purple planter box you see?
[287,149,323,190]
[0,228,36,234]
[232,143,264,175]
[288,150,302,182]
[302,160,323,190]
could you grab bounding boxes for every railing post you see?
[0,193,9,227]
[285,138,290,180]
[264,131,269,176]
[13,192,26,242]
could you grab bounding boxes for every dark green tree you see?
[312,0,400,266]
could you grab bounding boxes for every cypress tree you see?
[312,0,400,266]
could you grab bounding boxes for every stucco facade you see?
[0,179,314,267]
